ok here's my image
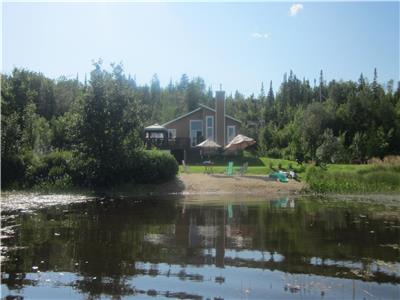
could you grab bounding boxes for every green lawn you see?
[179,165,270,175]
[325,163,374,173]
[179,155,305,175]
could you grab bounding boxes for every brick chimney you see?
[215,90,225,146]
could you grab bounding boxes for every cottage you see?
[144,91,241,162]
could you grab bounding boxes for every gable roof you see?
[162,105,241,126]
[199,104,242,123]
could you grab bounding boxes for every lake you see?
[1,194,399,299]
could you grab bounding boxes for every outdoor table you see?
[203,160,214,174]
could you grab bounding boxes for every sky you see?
[2,1,399,96]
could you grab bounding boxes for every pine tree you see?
[267,81,274,103]
[259,82,265,102]
[358,73,366,91]
[319,70,324,102]
[372,68,379,100]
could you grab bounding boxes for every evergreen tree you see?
[259,82,265,102]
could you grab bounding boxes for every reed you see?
[305,164,400,193]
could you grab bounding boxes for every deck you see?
[144,137,192,150]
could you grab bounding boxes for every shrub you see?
[27,150,74,188]
[3,149,178,189]
[133,150,179,184]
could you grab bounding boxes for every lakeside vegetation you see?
[181,153,400,194]
[1,62,399,193]
[2,63,178,190]
[306,162,400,194]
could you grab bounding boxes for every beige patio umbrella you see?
[225,134,256,150]
[196,139,222,149]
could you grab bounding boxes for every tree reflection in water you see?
[2,196,399,299]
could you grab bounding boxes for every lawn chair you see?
[182,160,190,173]
[237,162,248,176]
[225,161,234,176]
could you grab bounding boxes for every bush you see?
[25,150,73,188]
[3,149,178,189]
[133,150,179,183]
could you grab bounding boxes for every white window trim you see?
[189,119,203,148]
[205,115,214,141]
[227,125,236,144]
[167,129,176,139]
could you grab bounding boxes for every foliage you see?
[23,151,72,187]
[133,150,179,183]
[1,64,178,189]
[316,129,347,163]
[1,64,399,190]
[305,164,400,193]
[75,62,143,186]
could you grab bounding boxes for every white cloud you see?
[251,32,270,39]
[289,4,303,16]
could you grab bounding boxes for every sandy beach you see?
[171,173,304,196]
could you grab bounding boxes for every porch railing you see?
[144,137,191,150]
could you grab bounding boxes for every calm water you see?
[1,195,399,300]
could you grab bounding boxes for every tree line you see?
[227,70,400,164]
[2,62,399,187]
[1,62,178,188]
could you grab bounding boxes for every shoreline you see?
[2,174,399,213]
[104,173,305,199]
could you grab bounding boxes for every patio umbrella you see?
[225,134,256,150]
[196,139,222,149]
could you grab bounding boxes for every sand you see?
[176,173,305,196]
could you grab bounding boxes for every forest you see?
[2,62,400,189]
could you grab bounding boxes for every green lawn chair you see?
[225,161,234,176]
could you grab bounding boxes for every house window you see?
[227,125,236,144]
[168,129,176,139]
[190,120,203,147]
[206,116,214,140]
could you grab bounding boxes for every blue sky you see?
[2,2,399,96]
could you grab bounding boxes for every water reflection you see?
[1,196,399,299]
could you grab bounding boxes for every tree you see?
[150,74,161,122]
[21,102,52,154]
[259,82,265,102]
[316,129,347,163]
[300,102,330,159]
[77,62,143,186]
[267,81,275,103]
[185,77,205,112]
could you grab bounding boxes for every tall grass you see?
[306,164,400,193]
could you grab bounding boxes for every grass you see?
[306,164,400,193]
[180,153,400,194]
[179,153,306,176]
